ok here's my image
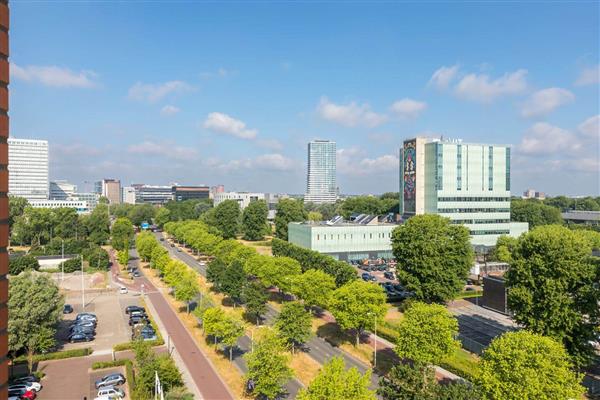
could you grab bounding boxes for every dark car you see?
[10,376,39,385]
[63,304,73,314]
[70,325,96,335]
[132,271,141,278]
[170,243,175,247]
[125,306,145,314]
[376,265,387,271]
[69,332,94,343]
[72,320,96,329]
[129,315,149,326]
[75,313,97,322]
[95,373,125,389]
[383,271,394,280]
[361,273,371,281]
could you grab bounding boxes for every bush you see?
[60,257,82,273]
[92,359,129,370]
[117,250,129,267]
[83,246,110,270]
[113,338,164,352]
[13,347,92,364]
[9,255,40,275]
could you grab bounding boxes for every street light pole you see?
[373,317,377,369]
[61,239,65,284]
[81,254,85,311]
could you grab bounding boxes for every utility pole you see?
[81,254,85,311]
[61,239,65,284]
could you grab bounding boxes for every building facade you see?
[73,192,99,210]
[1,2,9,394]
[172,185,209,202]
[122,186,136,204]
[135,185,173,205]
[305,140,337,204]
[8,138,49,201]
[214,192,265,209]
[288,219,396,261]
[101,178,121,204]
[49,180,77,200]
[29,200,90,213]
[399,137,528,247]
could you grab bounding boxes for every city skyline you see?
[9,2,600,195]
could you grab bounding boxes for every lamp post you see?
[368,312,378,369]
[81,254,85,311]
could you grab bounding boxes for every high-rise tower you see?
[305,140,337,204]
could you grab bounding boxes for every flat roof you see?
[561,211,600,221]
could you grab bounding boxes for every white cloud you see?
[127,140,197,160]
[254,153,295,171]
[428,65,459,89]
[454,69,528,102]
[317,97,387,128]
[518,122,581,155]
[203,112,258,139]
[575,64,600,86]
[160,105,180,116]
[520,87,574,117]
[390,98,428,118]
[337,147,399,175]
[211,153,296,173]
[11,63,98,88]
[578,115,600,139]
[128,81,192,103]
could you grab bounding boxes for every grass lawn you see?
[235,237,273,256]
[440,348,480,380]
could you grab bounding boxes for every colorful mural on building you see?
[403,139,416,213]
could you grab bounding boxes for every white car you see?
[9,381,42,392]
[97,386,125,399]
[94,396,113,400]
[119,286,128,294]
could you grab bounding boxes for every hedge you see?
[271,238,356,286]
[60,257,82,273]
[9,255,40,275]
[92,359,129,370]
[13,347,92,364]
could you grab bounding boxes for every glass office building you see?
[305,140,337,204]
[8,138,49,201]
[400,137,528,247]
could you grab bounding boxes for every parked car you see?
[94,396,113,400]
[176,248,182,252]
[130,309,147,317]
[132,271,141,278]
[72,320,96,329]
[8,388,36,400]
[10,376,39,385]
[95,373,125,389]
[70,326,96,336]
[159,238,165,241]
[170,244,175,247]
[129,315,149,326]
[361,273,371,281]
[63,304,73,314]
[76,313,97,322]
[69,332,94,343]
[8,382,42,393]
[370,275,377,282]
[97,386,125,399]
[383,271,394,280]
[125,306,145,314]
[119,286,128,294]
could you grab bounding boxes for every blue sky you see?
[10,1,600,195]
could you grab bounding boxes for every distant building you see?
[522,189,545,200]
[305,140,337,204]
[288,215,397,261]
[101,179,121,204]
[214,192,265,209]
[8,138,49,201]
[73,192,100,210]
[135,185,173,205]
[50,180,77,200]
[210,184,225,199]
[123,186,136,204]
[29,199,90,214]
[94,180,102,195]
[172,185,210,202]
[399,137,528,247]
[561,210,600,226]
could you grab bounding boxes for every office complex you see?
[214,192,265,209]
[399,137,528,247]
[134,185,173,205]
[0,2,9,394]
[73,192,100,210]
[172,185,209,202]
[288,215,397,261]
[123,186,136,204]
[101,178,121,204]
[30,199,90,213]
[305,140,337,204]
[49,180,77,200]
[522,188,545,200]
[8,138,49,201]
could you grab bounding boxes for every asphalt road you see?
[156,233,381,391]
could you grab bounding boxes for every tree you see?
[505,225,600,366]
[83,246,110,270]
[8,271,64,372]
[203,307,226,346]
[298,356,376,400]
[8,255,40,275]
[154,207,172,228]
[274,301,312,353]
[435,382,482,400]
[490,235,518,263]
[9,195,29,230]
[117,250,129,268]
[242,200,269,241]
[206,258,227,291]
[221,260,247,304]
[133,340,183,399]
[292,269,336,312]
[136,231,158,261]
[391,214,473,303]
[511,199,563,228]
[150,246,170,273]
[52,207,79,238]
[245,328,293,400]
[328,280,387,346]
[192,295,215,331]
[307,211,323,222]
[394,302,459,365]
[242,280,269,324]
[274,199,306,240]
[212,199,241,239]
[475,331,584,400]
[377,362,437,400]
[85,203,110,245]
[128,204,156,226]
[218,314,245,361]
[61,257,82,273]
[174,270,200,313]
[111,217,134,251]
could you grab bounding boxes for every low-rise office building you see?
[134,185,173,205]
[50,180,77,200]
[288,215,397,261]
[561,210,600,226]
[73,192,99,210]
[172,185,210,201]
[214,192,266,209]
[29,199,90,213]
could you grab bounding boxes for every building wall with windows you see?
[134,185,173,205]
[101,179,121,204]
[288,222,396,261]
[172,185,209,202]
[400,137,527,247]
[214,191,265,209]
[305,140,337,204]
[49,180,77,200]
[29,200,90,213]
[8,138,49,201]
[73,192,99,210]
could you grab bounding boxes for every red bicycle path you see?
[109,249,234,400]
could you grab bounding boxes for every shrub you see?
[60,257,82,273]
[9,255,40,275]
[83,246,110,270]
[13,347,92,364]
[92,359,129,370]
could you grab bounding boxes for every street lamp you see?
[368,312,378,369]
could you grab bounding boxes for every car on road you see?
[97,386,125,399]
[95,373,125,389]
[69,332,94,343]
[361,272,371,281]
[63,304,73,314]
[159,238,164,241]
[125,306,145,314]
[132,271,141,278]
[8,382,42,392]
[383,271,394,280]
[119,286,128,294]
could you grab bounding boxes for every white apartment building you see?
[214,192,265,210]
[8,138,49,201]
[305,140,337,204]
[123,186,136,204]
[50,180,77,200]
